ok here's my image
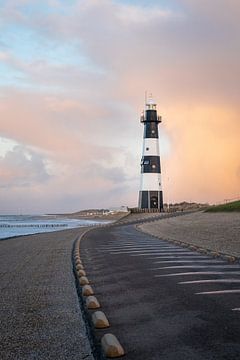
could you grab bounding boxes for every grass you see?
[205,200,240,212]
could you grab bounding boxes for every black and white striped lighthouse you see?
[138,96,164,211]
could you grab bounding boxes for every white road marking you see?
[98,245,176,250]
[102,247,180,252]
[108,247,183,254]
[153,256,210,260]
[102,244,176,247]
[196,290,240,295]
[110,250,191,255]
[155,271,240,277]
[96,235,240,313]
[154,260,223,264]
[131,252,198,257]
[179,279,240,284]
[153,265,240,270]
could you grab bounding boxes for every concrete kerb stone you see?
[82,285,94,296]
[101,334,125,358]
[224,255,237,263]
[86,296,101,309]
[73,224,127,359]
[77,269,86,277]
[76,263,82,269]
[74,242,79,248]
[211,251,220,258]
[75,261,83,270]
[79,276,90,285]
[72,227,102,359]
[198,248,208,254]
[92,311,110,329]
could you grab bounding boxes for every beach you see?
[0,215,108,239]
[0,227,94,360]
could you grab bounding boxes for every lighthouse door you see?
[150,196,158,209]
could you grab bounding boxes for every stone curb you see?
[92,311,110,329]
[76,263,84,270]
[101,333,125,358]
[86,296,101,309]
[73,227,125,358]
[79,276,90,285]
[77,269,86,277]
[82,284,94,296]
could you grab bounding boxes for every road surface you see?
[81,222,240,360]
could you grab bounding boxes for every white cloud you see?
[0,145,50,188]
[0,0,240,212]
[116,3,175,24]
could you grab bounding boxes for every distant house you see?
[109,206,129,213]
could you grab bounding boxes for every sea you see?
[0,215,109,240]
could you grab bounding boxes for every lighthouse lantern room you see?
[138,95,164,211]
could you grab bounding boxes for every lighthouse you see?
[138,96,164,211]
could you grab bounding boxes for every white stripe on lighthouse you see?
[142,138,160,156]
[140,173,162,191]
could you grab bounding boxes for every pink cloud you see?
[1,0,240,212]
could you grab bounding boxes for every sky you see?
[0,0,240,214]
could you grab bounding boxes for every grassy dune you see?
[205,200,240,212]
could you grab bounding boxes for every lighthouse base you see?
[138,190,163,211]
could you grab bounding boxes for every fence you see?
[129,208,164,213]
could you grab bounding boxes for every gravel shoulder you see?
[138,211,240,257]
[0,227,94,360]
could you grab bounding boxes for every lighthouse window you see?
[146,147,149,151]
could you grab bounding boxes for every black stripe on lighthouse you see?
[139,190,163,209]
[144,122,159,138]
[141,156,161,173]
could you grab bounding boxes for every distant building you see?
[109,206,129,213]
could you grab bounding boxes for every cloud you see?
[116,3,174,24]
[0,144,50,188]
[0,0,240,212]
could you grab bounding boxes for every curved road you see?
[81,222,240,360]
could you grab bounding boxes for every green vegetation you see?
[205,200,240,212]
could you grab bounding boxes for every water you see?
[0,215,109,239]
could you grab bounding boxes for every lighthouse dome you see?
[146,94,157,110]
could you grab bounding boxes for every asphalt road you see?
[81,223,240,360]
[0,228,94,360]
